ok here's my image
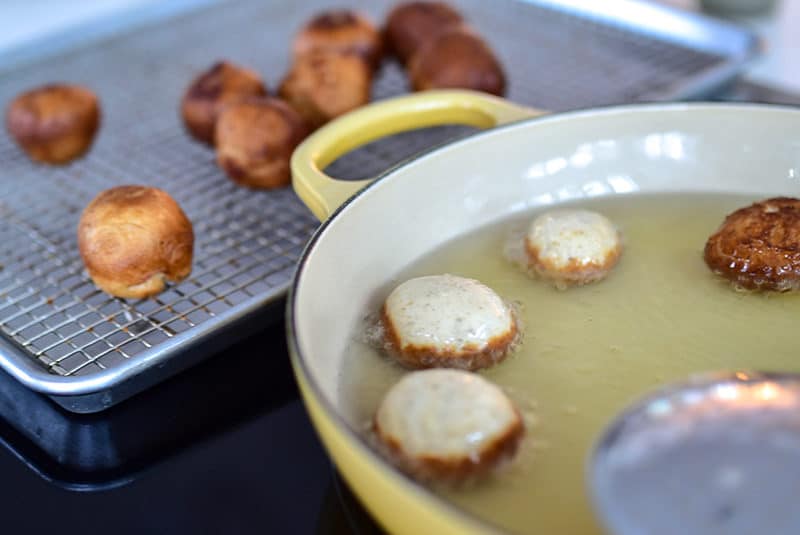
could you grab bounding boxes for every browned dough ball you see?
[408,25,506,96]
[374,369,524,482]
[384,1,464,64]
[523,209,623,289]
[181,61,267,145]
[278,50,372,130]
[78,186,194,299]
[215,97,308,189]
[293,9,383,70]
[704,197,800,291]
[380,274,519,371]
[5,83,100,165]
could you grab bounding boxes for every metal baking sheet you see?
[0,0,759,412]
[0,320,294,490]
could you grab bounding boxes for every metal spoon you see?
[589,371,800,535]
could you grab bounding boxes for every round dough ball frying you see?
[278,50,372,129]
[5,83,100,165]
[293,10,383,70]
[384,1,464,64]
[704,197,800,291]
[215,97,308,189]
[381,274,518,371]
[374,368,524,482]
[181,61,267,145]
[78,186,194,299]
[408,25,506,96]
[525,209,623,288]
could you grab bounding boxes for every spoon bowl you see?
[590,371,800,535]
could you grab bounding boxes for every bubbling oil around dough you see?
[339,193,800,534]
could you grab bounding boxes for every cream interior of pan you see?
[293,104,800,533]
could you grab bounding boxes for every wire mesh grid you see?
[0,0,732,386]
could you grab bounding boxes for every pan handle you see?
[291,89,544,221]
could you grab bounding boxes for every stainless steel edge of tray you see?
[532,0,762,101]
[0,0,759,413]
[0,0,219,76]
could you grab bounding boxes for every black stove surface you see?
[0,79,796,535]
[0,307,383,535]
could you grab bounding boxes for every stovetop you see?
[0,78,797,535]
[0,303,384,534]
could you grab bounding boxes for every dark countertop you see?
[0,314,381,535]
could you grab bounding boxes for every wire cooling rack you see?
[0,0,757,411]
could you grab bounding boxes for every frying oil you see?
[339,193,800,534]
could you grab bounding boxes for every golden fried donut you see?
[407,25,506,96]
[704,197,800,291]
[215,97,308,189]
[381,274,518,371]
[278,50,371,129]
[293,10,383,70]
[384,1,464,64]
[374,369,524,482]
[181,61,267,145]
[524,209,623,289]
[5,83,100,164]
[78,186,194,299]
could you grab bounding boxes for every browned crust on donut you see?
[181,61,267,145]
[384,1,464,64]
[524,236,623,287]
[78,186,194,299]
[704,197,800,291]
[380,305,518,371]
[374,408,524,482]
[215,97,308,189]
[5,84,100,164]
[293,10,383,70]
[278,50,372,129]
[407,25,506,96]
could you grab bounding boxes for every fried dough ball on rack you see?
[408,25,506,96]
[215,97,308,189]
[523,209,623,289]
[278,50,372,129]
[384,1,464,65]
[381,274,518,371]
[293,9,383,70]
[704,197,800,291]
[6,83,100,164]
[181,61,267,145]
[78,186,194,299]
[374,369,524,482]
